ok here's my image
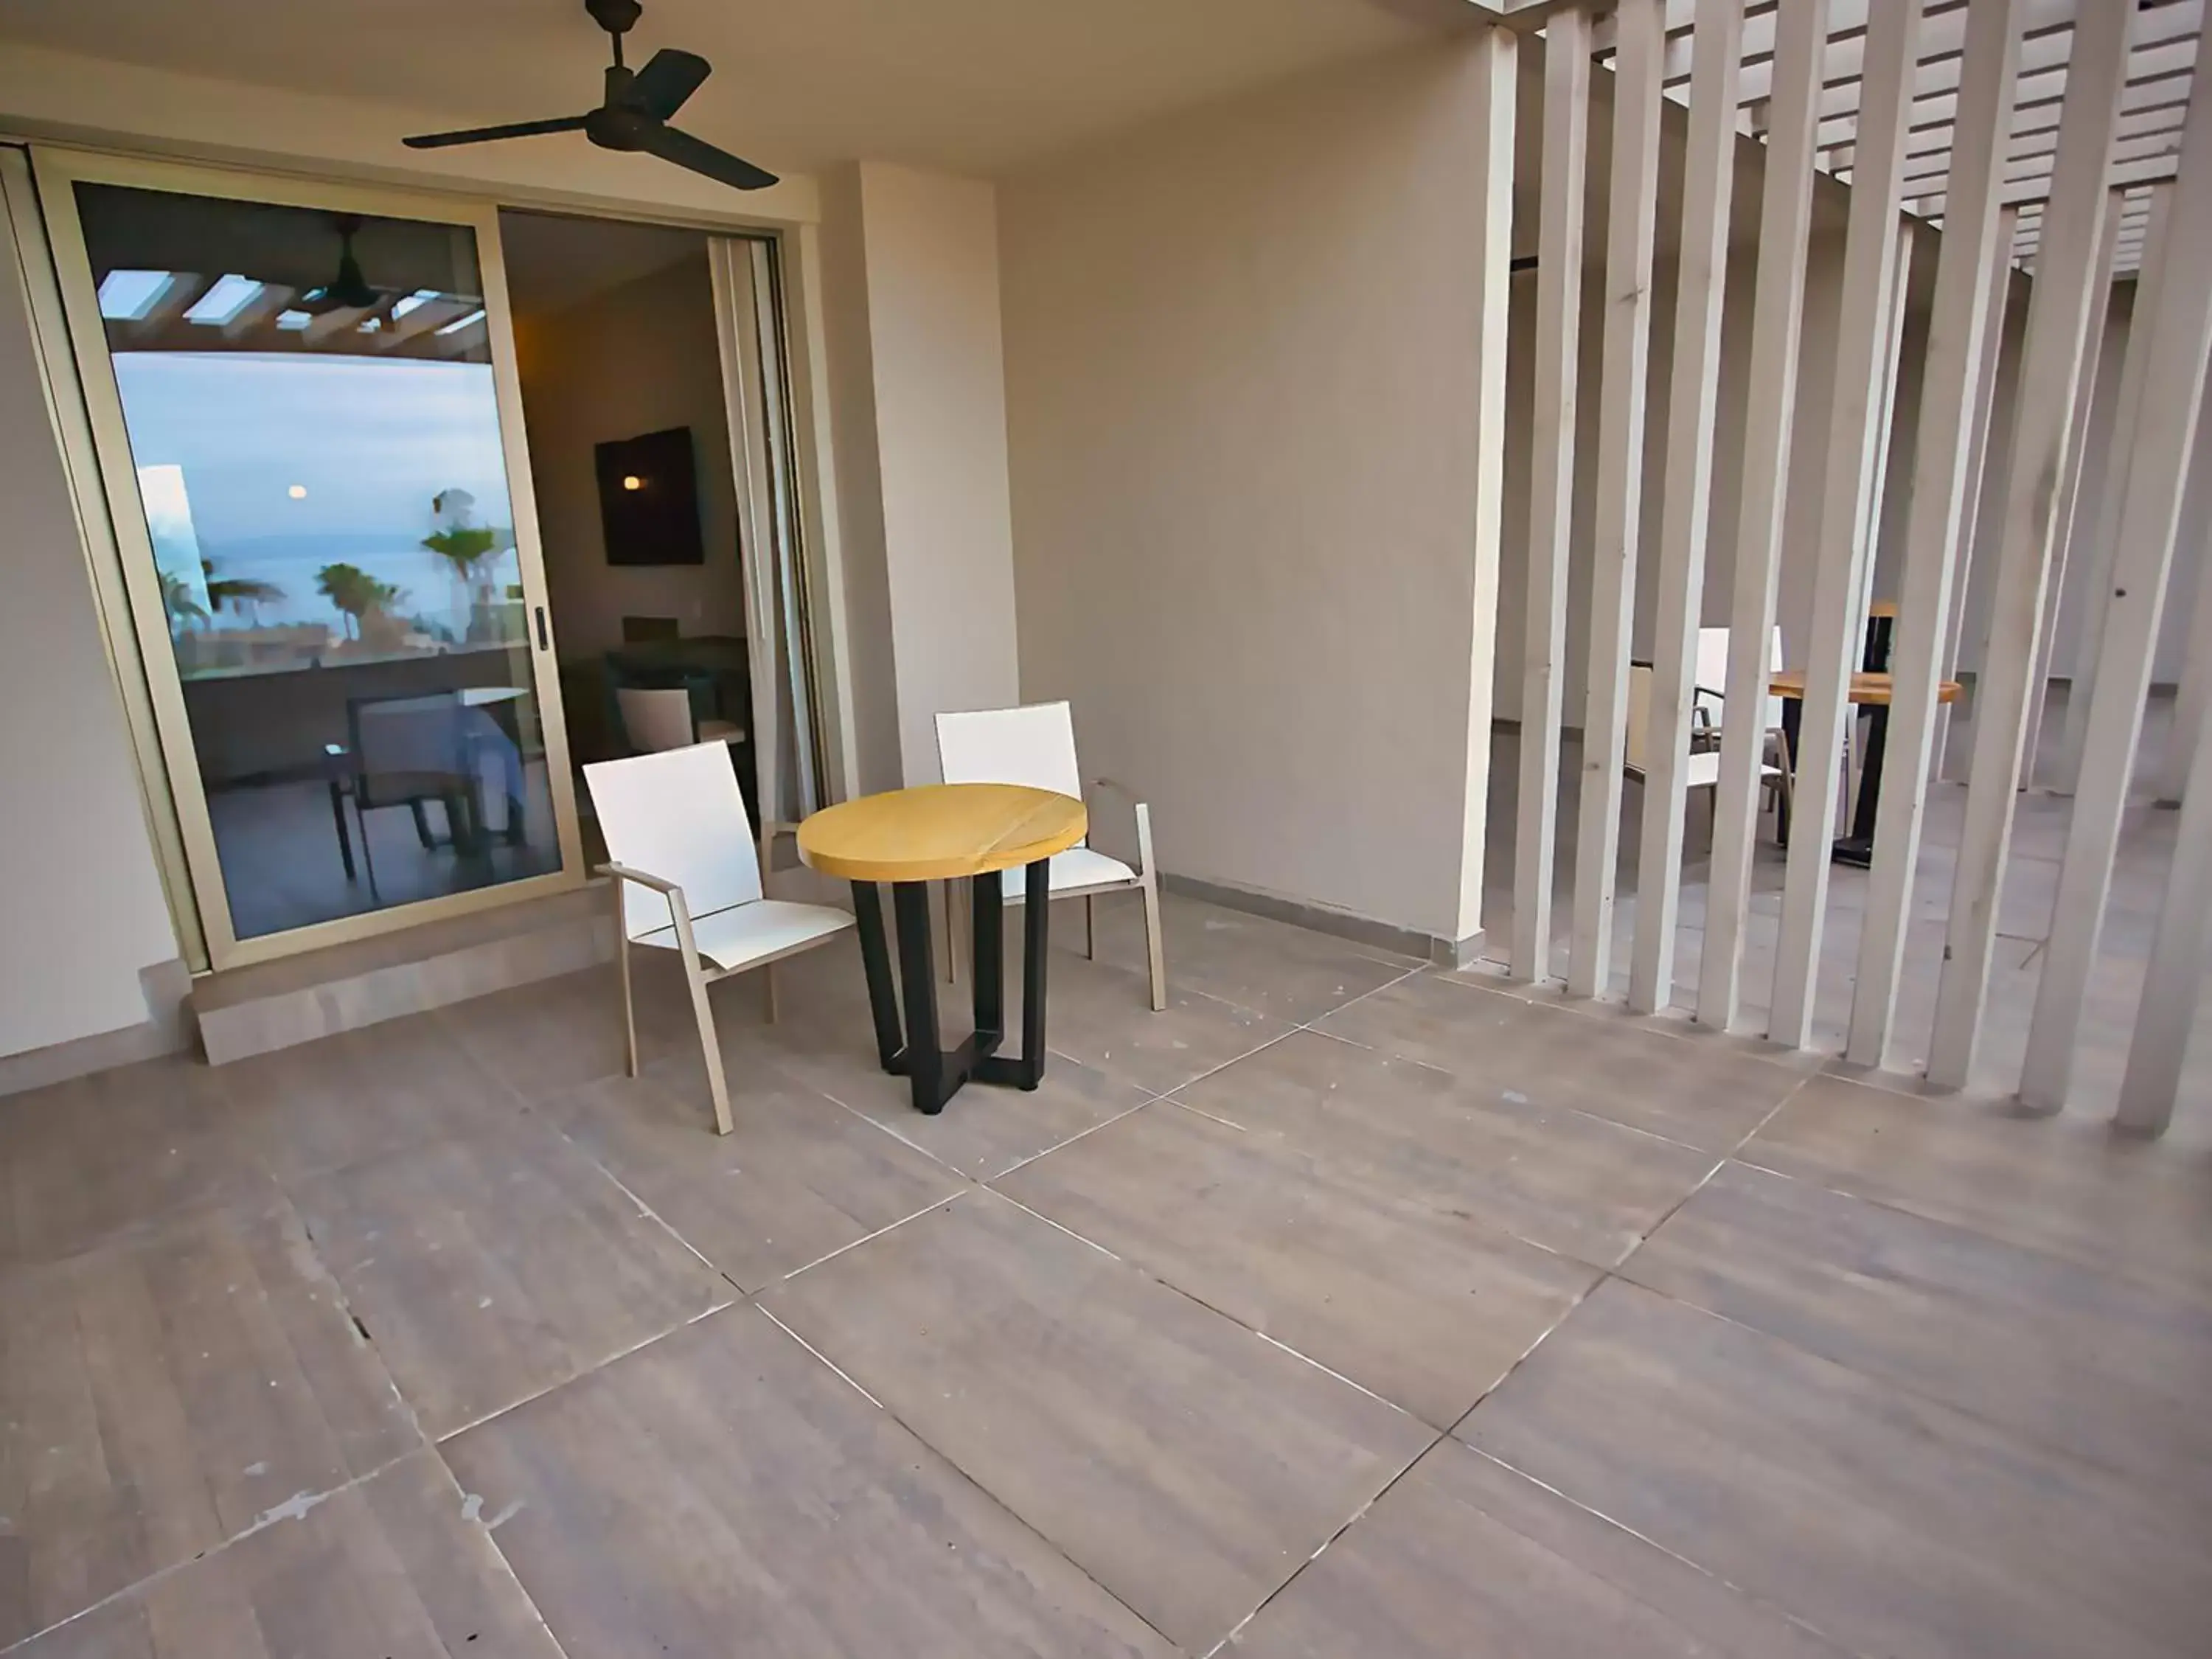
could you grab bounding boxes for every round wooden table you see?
[799,784,1087,1114]
[1768,669,1963,866]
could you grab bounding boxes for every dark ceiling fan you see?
[402,0,776,192]
[299,215,383,313]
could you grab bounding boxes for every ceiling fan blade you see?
[639,124,778,190]
[403,114,590,150]
[630,49,712,120]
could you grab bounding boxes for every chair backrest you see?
[351,692,467,804]
[585,742,763,939]
[1624,664,1655,777]
[1690,625,1787,733]
[617,686,699,754]
[935,703,1086,841]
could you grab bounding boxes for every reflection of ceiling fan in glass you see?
[297,214,383,315]
[402,0,776,192]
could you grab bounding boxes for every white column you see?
[2120,685,2212,1133]
[2022,80,2212,1116]
[2163,543,2212,805]
[1697,0,1832,1032]
[1928,0,2138,1088]
[1453,24,1519,954]
[2049,184,2174,796]
[1765,0,1926,1049]
[1847,0,2023,1069]
[1511,9,1590,983]
[1567,0,1665,999]
[1629,0,1747,1015]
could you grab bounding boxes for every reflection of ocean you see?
[206,542,521,637]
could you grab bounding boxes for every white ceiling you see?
[498,209,703,319]
[0,0,1432,176]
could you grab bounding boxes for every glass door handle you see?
[535,605,549,650]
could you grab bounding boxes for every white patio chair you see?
[936,700,1166,1011]
[1626,664,1787,844]
[583,742,853,1134]
[1694,624,1796,826]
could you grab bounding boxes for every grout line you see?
[421,1444,580,1659]
[432,1298,736,1445]
[1248,1329,1419,1419]
[985,1091,1162,1182]
[753,1303,886,1410]
[776,1190,972,1282]
[987,1189,1124,1261]
[1158,1096,1251,1133]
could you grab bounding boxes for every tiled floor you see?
[2,891,2209,1655]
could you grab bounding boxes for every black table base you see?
[849,860,1051,1114]
[1777,611,1893,868]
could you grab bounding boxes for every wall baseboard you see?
[1157,870,1444,963]
[0,959,195,1100]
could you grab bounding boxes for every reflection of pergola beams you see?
[123,271,213,340]
[302,291,403,345]
[375,296,476,350]
[221,283,296,340]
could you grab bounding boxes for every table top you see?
[1770,669,1961,706]
[798,784,1087,883]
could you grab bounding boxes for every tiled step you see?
[191,886,614,1065]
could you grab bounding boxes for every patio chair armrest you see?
[1087,776,1156,876]
[599,862,684,899]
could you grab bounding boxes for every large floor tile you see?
[1172,1030,1717,1267]
[763,1190,1430,1652]
[288,1119,731,1438]
[215,1012,523,1186]
[546,1061,964,1290]
[434,958,697,1105]
[14,1450,560,1658]
[1229,1438,1847,1658]
[1314,973,1799,1152]
[1740,1073,2212,1308]
[1015,948,1295,1098]
[998,1098,1596,1427]
[0,1201,420,1646]
[1622,1159,2212,1506]
[1460,1279,2212,1659]
[442,1304,1175,1659]
[1086,890,1418,1024]
[0,1060,273,1270]
[755,998,1152,1180]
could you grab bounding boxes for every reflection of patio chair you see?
[327,691,526,900]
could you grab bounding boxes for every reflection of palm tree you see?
[201,558,283,624]
[316,562,404,640]
[160,569,206,636]
[423,488,499,636]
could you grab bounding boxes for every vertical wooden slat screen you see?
[1629,0,1747,1015]
[1697,0,1830,1032]
[2023,80,2212,1119]
[2015,198,2125,785]
[2123,686,2212,1130]
[2163,557,2212,806]
[1928,0,2138,1088]
[1455,24,1519,957]
[1766,0,1925,1049]
[1511,7,1591,983]
[2050,184,2176,796]
[1930,205,2020,787]
[1846,0,2024,1069]
[1567,0,1666,999]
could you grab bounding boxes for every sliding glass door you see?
[35,152,580,967]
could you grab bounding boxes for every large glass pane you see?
[75,182,562,941]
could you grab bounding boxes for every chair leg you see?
[684,961,734,1135]
[1139,872,1167,1012]
[1085,894,1096,960]
[611,885,638,1077]
[762,961,779,1025]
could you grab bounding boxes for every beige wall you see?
[821,161,1021,790]
[512,253,748,663]
[0,198,180,1058]
[1001,43,1497,941]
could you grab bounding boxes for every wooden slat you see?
[1629,0,1747,1015]
[2161,527,2212,804]
[1766,0,1927,1049]
[2015,197,2125,783]
[1927,0,2139,1088]
[2051,184,2177,793]
[1456,24,1520,953]
[1931,205,2021,786]
[2119,687,2212,1130]
[1568,0,1666,1000]
[2023,84,2212,1119]
[1511,7,1590,983]
[1698,0,1832,1033]
[1846,0,2026,1068]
